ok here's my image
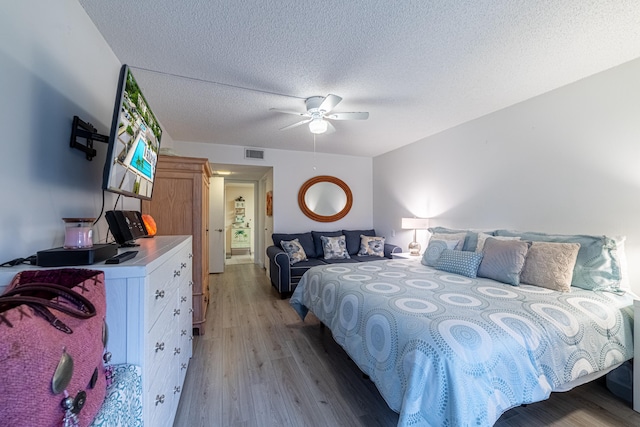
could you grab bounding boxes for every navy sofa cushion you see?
[342,229,376,255]
[272,232,316,258]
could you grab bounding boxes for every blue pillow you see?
[434,249,483,278]
[494,230,622,291]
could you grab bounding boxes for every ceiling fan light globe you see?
[309,119,328,134]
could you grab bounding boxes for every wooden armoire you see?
[142,155,213,335]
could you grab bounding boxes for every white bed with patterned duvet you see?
[289,229,636,426]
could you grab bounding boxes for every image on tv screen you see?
[105,67,162,199]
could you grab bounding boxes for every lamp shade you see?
[401,217,429,230]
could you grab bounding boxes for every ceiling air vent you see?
[244,148,265,160]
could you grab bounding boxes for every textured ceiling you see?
[79,0,640,158]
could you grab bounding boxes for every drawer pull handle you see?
[174,309,180,316]
[181,363,187,370]
[181,329,187,336]
[155,342,165,352]
[181,296,187,303]
[155,290,165,300]
[181,262,187,269]
[174,270,181,277]
[155,394,165,406]
[174,386,181,394]
[174,347,181,355]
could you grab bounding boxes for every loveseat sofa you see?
[267,229,401,298]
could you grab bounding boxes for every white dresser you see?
[0,235,193,427]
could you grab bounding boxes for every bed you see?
[290,234,635,426]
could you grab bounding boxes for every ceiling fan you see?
[270,94,369,134]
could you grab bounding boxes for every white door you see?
[209,176,225,273]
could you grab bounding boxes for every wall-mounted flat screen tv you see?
[102,64,162,200]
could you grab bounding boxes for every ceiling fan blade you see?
[279,118,311,131]
[325,121,336,134]
[325,112,369,121]
[269,108,309,117]
[318,94,342,113]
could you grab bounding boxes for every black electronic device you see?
[102,64,162,200]
[36,244,118,267]
[105,250,138,264]
[105,210,148,247]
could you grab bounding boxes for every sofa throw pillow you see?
[312,230,343,259]
[477,238,531,286]
[422,239,459,267]
[344,229,376,255]
[430,233,466,251]
[520,241,581,292]
[321,235,351,260]
[434,249,483,278]
[358,235,385,257]
[280,239,308,265]
[475,233,521,252]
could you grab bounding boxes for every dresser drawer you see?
[146,261,179,332]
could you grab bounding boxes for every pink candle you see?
[63,218,94,249]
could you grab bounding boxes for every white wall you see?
[0,0,149,262]
[176,142,374,234]
[373,58,640,294]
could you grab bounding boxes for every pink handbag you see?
[0,269,107,427]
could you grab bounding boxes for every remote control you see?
[105,250,138,264]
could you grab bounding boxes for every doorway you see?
[208,164,273,273]
[225,181,256,265]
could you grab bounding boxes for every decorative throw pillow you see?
[358,235,385,257]
[475,233,521,252]
[477,238,531,286]
[280,238,308,265]
[520,241,581,292]
[321,235,351,260]
[430,233,466,250]
[422,239,459,267]
[434,249,484,278]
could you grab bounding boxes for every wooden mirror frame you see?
[298,175,353,222]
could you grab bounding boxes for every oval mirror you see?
[298,175,353,222]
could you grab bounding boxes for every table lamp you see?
[401,217,430,256]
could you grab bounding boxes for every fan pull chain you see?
[313,134,317,171]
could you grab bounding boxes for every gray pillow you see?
[477,238,531,286]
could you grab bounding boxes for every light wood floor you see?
[173,264,640,427]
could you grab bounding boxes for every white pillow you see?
[475,232,521,252]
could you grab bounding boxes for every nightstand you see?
[392,252,422,260]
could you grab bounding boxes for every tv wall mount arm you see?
[69,115,109,161]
